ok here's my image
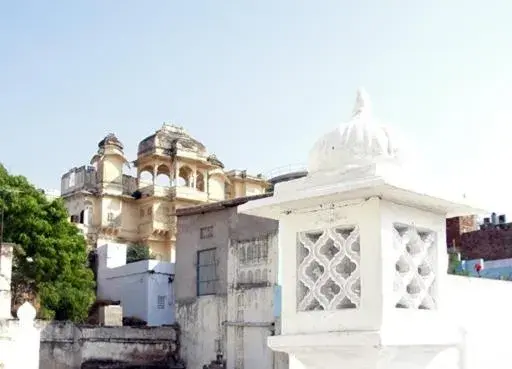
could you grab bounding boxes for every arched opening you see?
[177,166,193,187]
[79,210,85,224]
[138,167,153,187]
[247,270,254,283]
[155,164,171,187]
[196,172,205,191]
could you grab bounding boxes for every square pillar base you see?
[269,329,463,369]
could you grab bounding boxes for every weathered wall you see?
[175,204,281,369]
[175,207,233,301]
[176,296,227,369]
[39,321,179,369]
[226,229,284,369]
[446,215,478,249]
[458,227,512,260]
[445,215,512,261]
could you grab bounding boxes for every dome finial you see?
[352,87,372,117]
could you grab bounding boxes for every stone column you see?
[0,243,13,319]
[239,89,485,369]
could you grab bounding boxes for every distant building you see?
[174,194,287,369]
[96,242,175,326]
[41,189,60,202]
[446,212,512,260]
[60,123,268,262]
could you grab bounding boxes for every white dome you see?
[308,88,402,175]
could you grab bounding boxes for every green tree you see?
[448,251,469,276]
[126,243,151,263]
[0,164,95,322]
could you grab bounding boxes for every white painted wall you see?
[97,242,175,326]
[0,305,40,369]
[445,275,512,369]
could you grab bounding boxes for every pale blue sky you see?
[1,1,511,214]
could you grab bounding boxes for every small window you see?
[107,212,114,221]
[197,248,217,296]
[200,226,214,239]
[157,295,166,309]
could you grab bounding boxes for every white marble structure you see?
[239,89,489,369]
[0,244,40,369]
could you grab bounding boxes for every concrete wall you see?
[175,206,281,369]
[177,296,227,369]
[61,166,98,196]
[97,243,175,326]
[445,275,512,369]
[175,207,233,300]
[460,257,512,279]
[38,321,179,369]
[226,229,285,369]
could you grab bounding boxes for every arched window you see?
[178,166,193,187]
[196,172,205,191]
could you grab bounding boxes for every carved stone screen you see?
[393,224,436,310]
[296,226,361,311]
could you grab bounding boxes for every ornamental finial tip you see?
[352,88,372,117]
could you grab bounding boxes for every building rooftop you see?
[176,193,273,217]
[137,123,208,157]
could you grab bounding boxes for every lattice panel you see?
[393,224,436,309]
[296,226,361,311]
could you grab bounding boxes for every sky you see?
[1,0,512,215]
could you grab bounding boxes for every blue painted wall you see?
[460,258,512,280]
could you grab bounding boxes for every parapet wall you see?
[39,321,181,369]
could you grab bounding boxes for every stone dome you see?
[98,133,124,151]
[137,123,207,157]
[307,89,402,175]
[207,154,225,168]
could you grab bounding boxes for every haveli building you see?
[60,123,268,261]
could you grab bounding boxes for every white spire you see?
[352,87,372,117]
[308,88,401,175]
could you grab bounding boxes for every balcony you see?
[137,185,209,203]
[138,219,175,238]
[139,185,172,198]
[170,186,208,203]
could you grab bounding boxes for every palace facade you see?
[60,123,267,261]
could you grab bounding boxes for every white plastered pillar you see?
[0,243,13,319]
[239,89,486,369]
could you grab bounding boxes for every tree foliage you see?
[0,164,95,322]
[448,251,469,276]
[126,243,151,263]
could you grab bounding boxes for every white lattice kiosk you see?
[239,89,485,369]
